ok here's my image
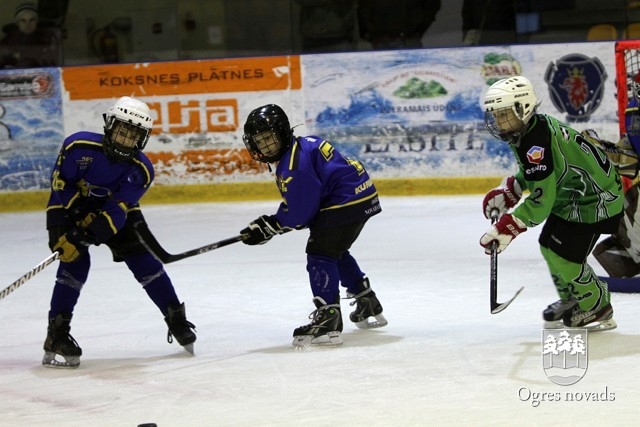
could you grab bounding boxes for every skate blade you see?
[42,351,80,369]
[354,313,388,329]
[583,318,617,332]
[543,318,617,332]
[292,331,342,349]
[182,343,195,355]
[544,320,565,329]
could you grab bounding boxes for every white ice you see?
[1,195,638,426]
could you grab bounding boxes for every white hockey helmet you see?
[103,96,153,161]
[632,72,640,103]
[483,76,538,142]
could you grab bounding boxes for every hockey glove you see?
[480,213,527,254]
[77,212,97,229]
[241,215,285,246]
[482,176,522,219]
[52,228,93,262]
[68,196,102,226]
[581,129,639,177]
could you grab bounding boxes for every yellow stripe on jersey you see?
[288,140,299,171]
[66,140,102,151]
[319,191,379,212]
[132,158,152,187]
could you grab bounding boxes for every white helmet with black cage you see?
[483,76,538,143]
[103,96,153,161]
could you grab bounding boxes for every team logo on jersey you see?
[542,329,588,385]
[276,175,293,193]
[544,53,607,121]
[526,146,544,164]
[525,146,546,175]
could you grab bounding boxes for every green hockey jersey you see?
[511,114,623,227]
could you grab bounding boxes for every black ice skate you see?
[348,277,387,329]
[42,313,82,369]
[292,296,343,348]
[563,303,617,332]
[165,303,196,354]
[542,298,577,328]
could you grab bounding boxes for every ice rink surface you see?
[1,195,639,426]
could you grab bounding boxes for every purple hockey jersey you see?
[46,131,154,242]
[273,135,381,228]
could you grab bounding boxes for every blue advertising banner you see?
[0,67,64,191]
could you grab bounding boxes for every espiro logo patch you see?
[525,146,547,174]
[542,329,588,385]
[526,146,544,164]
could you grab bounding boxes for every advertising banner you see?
[61,56,303,185]
[0,42,620,192]
[301,42,617,178]
[0,68,64,191]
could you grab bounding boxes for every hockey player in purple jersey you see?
[43,97,196,368]
[239,104,386,347]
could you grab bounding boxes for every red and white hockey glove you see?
[480,213,527,254]
[482,176,522,219]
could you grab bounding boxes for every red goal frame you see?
[615,40,640,137]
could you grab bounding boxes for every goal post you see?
[615,40,640,137]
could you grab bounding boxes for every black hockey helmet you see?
[242,104,292,163]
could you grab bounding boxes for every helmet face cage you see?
[105,117,150,159]
[484,105,526,142]
[243,130,284,163]
[243,104,292,163]
[483,76,537,142]
[103,97,153,161]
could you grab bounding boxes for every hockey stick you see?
[489,209,524,314]
[1,251,59,301]
[134,222,245,264]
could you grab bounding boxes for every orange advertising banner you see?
[147,148,266,177]
[62,56,301,100]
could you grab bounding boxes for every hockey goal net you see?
[615,40,640,136]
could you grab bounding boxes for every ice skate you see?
[293,296,343,348]
[348,277,387,329]
[42,313,82,369]
[563,303,617,332]
[542,298,578,329]
[165,303,197,354]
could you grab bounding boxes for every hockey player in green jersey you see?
[479,76,623,330]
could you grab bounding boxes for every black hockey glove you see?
[240,215,284,245]
[69,196,105,228]
[50,227,94,263]
[69,197,92,221]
